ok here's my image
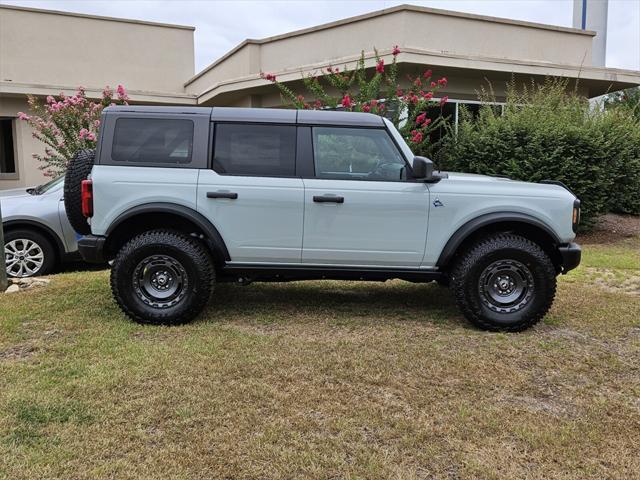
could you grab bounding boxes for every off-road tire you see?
[4,229,57,278]
[110,230,215,325]
[450,233,556,332]
[63,149,95,235]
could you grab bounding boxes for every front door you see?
[302,126,429,267]
[197,122,304,264]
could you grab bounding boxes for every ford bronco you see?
[65,106,581,331]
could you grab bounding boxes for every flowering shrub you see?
[440,79,640,227]
[260,47,450,156]
[17,85,129,177]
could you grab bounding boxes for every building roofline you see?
[193,47,640,105]
[0,81,197,105]
[184,3,596,86]
[0,3,195,31]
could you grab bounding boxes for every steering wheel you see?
[367,162,404,180]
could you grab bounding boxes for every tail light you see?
[572,199,581,232]
[81,179,93,217]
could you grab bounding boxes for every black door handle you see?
[207,191,238,199]
[313,195,344,204]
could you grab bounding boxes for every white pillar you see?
[573,0,609,67]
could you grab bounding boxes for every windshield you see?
[383,118,414,166]
[33,176,63,195]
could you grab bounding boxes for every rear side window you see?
[112,118,194,164]
[213,123,296,176]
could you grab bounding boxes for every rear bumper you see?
[77,235,107,263]
[558,242,581,273]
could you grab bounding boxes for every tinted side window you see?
[112,118,194,164]
[213,124,296,176]
[312,127,407,181]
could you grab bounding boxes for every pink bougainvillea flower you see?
[396,88,403,97]
[17,112,30,121]
[116,84,129,100]
[414,78,422,87]
[392,45,401,56]
[424,118,432,126]
[341,95,353,109]
[46,95,55,104]
[260,72,277,82]
[430,81,437,88]
[423,69,433,79]
[296,95,305,102]
[370,99,378,107]
[375,59,384,74]
[423,91,433,100]
[314,99,322,108]
[415,112,427,125]
[440,96,449,106]
[79,128,89,139]
[362,103,371,113]
[86,132,96,141]
[438,77,448,86]
[411,131,424,143]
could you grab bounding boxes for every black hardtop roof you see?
[103,106,385,127]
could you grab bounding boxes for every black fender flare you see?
[435,212,561,267]
[105,202,230,261]
[3,219,67,258]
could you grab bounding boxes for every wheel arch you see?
[3,219,66,260]
[104,203,230,266]
[436,212,562,271]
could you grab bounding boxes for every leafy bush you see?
[18,86,128,177]
[439,79,640,228]
[263,46,450,156]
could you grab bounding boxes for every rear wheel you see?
[110,230,215,325]
[4,229,57,278]
[450,233,556,332]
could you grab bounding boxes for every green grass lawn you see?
[1,237,639,479]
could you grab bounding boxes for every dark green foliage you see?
[440,79,640,228]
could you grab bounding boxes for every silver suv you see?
[65,106,581,331]
[2,177,80,278]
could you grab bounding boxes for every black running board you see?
[221,263,443,283]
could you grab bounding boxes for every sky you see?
[2,0,639,73]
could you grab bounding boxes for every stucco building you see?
[1,3,639,189]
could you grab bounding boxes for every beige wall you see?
[0,5,195,94]
[186,6,595,97]
[0,97,46,189]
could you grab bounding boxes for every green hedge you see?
[439,80,640,228]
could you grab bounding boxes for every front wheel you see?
[450,233,556,332]
[110,230,215,325]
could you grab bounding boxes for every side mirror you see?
[411,156,434,180]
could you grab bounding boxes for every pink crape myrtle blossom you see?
[265,45,448,155]
[17,85,128,177]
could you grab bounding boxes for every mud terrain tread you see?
[450,233,556,332]
[63,149,95,235]
[110,230,215,325]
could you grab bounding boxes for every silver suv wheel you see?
[5,238,45,278]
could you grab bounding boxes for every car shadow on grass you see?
[199,280,466,329]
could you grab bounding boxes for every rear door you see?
[197,122,304,264]
[301,126,429,267]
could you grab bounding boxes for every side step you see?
[221,264,443,283]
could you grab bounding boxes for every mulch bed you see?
[577,213,640,244]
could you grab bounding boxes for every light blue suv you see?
[64,106,581,331]
[2,177,80,278]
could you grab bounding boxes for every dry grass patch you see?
[1,237,639,479]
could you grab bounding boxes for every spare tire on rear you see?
[64,149,95,235]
